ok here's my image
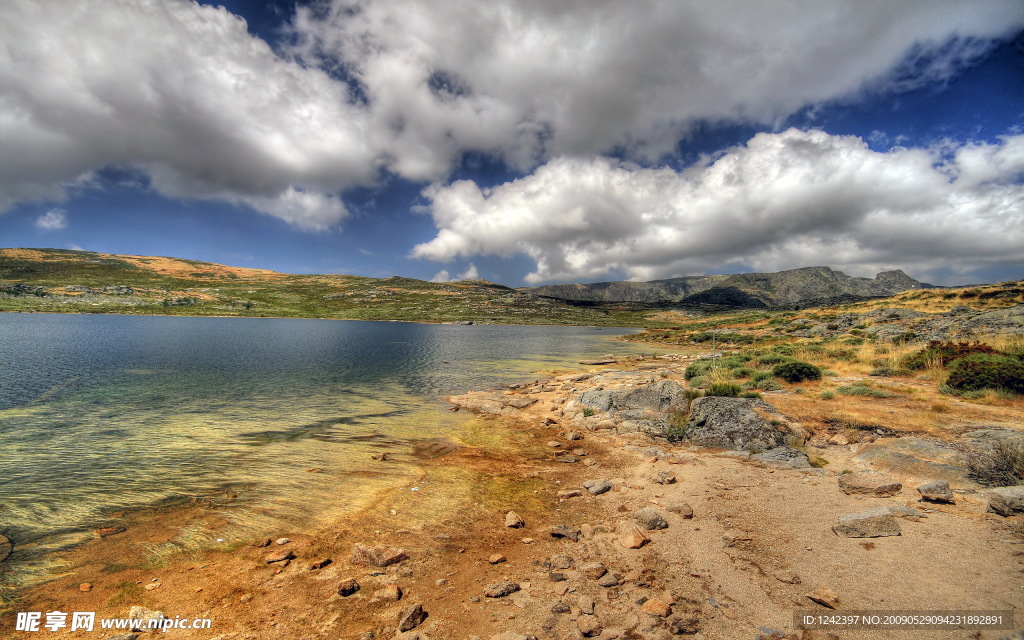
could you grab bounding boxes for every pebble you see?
[337,578,361,597]
[634,508,668,530]
[483,580,521,598]
[639,597,671,617]
[505,511,526,528]
[264,549,295,564]
[580,562,607,580]
[397,603,427,632]
[488,554,507,564]
[618,524,650,549]
[275,537,291,545]
[806,585,840,609]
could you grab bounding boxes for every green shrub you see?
[752,378,782,391]
[772,360,822,383]
[582,407,595,417]
[705,382,742,397]
[687,376,708,388]
[738,390,762,399]
[836,382,898,398]
[953,439,1024,486]
[902,340,999,370]
[751,371,774,383]
[820,390,835,400]
[733,367,755,379]
[684,360,713,380]
[757,354,793,366]
[945,354,1024,394]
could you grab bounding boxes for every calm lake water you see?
[0,313,653,577]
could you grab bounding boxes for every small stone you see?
[565,431,583,440]
[557,489,583,499]
[309,558,332,570]
[773,570,801,584]
[722,528,751,546]
[255,537,272,548]
[639,597,672,617]
[832,508,901,538]
[96,525,126,538]
[838,471,902,497]
[264,549,295,564]
[350,543,408,567]
[806,585,840,609]
[577,616,602,637]
[505,511,525,528]
[79,582,92,592]
[578,595,595,614]
[144,582,161,591]
[597,573,621,587]
[618,524,650,549]
[635,508,668,530]
[337,578,361,597]
[572,448,587,456]
[917,481,955,503]
[275,537,291,545]
[549,525,580,541]
[435,578,447,586]
[828,434,849,446]
[483,580,521,598]
[547,441,562,447]
[551,601,571,613]
[580,523,595,540]
[580,562,607,580]
[666,502,694,518]
[376,583,403,601]
[397,603,427,632]
[550,553,574,569]
[126,607,165,632]
[521,538,535,544]
[549,572,567,582]
[557,455,578,463]
[583,479,612,495]
[655,470,677,485]
[488,554,507,564]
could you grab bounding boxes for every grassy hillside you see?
[0,248,648,325]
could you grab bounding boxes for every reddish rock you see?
[337,578,360,597]
[350,543,407,567]
[618,524,650,549]
[96,525,126,538]
[640,597,672,617]
[264,549,295,564]
[397,604,427,632]
[807,585,840,609]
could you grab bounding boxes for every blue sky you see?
[1,1,1022,286]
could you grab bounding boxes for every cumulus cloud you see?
[35,208,67,230]
[2,0,1022,232]
[0,0,377,227]
[290,0,1024,166]
[412,129,1024,284]
[430,262,480,282]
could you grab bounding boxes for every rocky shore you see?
[6,354,1023,640]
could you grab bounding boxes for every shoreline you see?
[4,353,1022,639]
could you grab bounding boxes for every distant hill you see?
[521,266,932,309]
[0,248,641,325]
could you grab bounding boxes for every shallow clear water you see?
[0,314,650,557]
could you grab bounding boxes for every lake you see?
[0,313,654,581]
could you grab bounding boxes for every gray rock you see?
[550,525,580,541]
[583,479,612,495]
[917,480,955,503]
[397,604,428,632]
[126,607,166,632]
[504,511,525,528]
[986,486,1024,516]
[684,396,789,451]
[751,446,811,468]
[655,470,677,484]
[837,470,902,497]
[635,508,669,530]
[833,508,902,538]
[550,553,574,569]
[666,502,694,518]
[483,580,521,598]
[853,437,972,486]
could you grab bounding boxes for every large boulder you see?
[579,380,689,414]
[684,396,789,451]
[986,486,1024,517]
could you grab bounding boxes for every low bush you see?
[705,382,743,397]
[954,439,1024,486]
[836,382,898,398]
[756,354,793,366]
[772,360,822,383]
[945,353,1024,394]
[902,340,999,370]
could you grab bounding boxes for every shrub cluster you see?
[902,341,999,370]
[945,353,1024,394]
[772,360,822,383]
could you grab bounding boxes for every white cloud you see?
[35,208,67,230]
[429,262,480,282]
[412,129,1024,283]
[2,0,1022,232]
[0,0,377,228]
[289,0,1024,166]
